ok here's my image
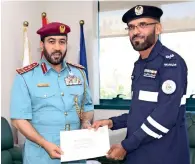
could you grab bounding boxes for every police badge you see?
[135,5,143,15]
[59,25,65,33]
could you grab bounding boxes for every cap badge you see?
[135,5,143,15]
[59,25,65,33]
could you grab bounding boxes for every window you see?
[99,1,195,100]
[99,9,133,99]
[161,31,195,97]
[100,36,137,99]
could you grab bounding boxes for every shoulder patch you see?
[162,53,179,68]
[165,54,175,59]
[160,47,177,60]
[162,80,176,94]
[161,53,176,60]
[67,62,85,69]
[16,62,39,74]
[163,63,177,67]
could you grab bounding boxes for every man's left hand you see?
[106,144,126,160]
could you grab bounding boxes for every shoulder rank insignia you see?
[67,62,85,69]
[165,54,175,59]
[16,62,39,74]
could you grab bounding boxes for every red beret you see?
[37,22,71,38]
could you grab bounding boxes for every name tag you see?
[37,83,50,87]
[143,69,157,78]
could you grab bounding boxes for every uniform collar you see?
[39,59,68,75]
[137,39,163,63]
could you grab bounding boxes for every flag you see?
[41,12,49,59]
[22,21,31,67]
[79,20,89,81]
[42,12,48,27]
[15,21,31,146]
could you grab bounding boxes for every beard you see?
[130,29,156,51]
[43,47,67,65]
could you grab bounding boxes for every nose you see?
[132,27,140,36]
[54,42,60,50]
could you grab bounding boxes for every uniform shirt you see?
[110,40,188,153]
[10,59,94,143]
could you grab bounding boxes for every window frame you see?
[95,1,195,110]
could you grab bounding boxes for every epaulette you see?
[16,62,39,74]
[67,62,85,69]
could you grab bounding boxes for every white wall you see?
[1,1,99,121]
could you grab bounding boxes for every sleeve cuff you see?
[109,117,117,130]
[11,113,32,120]
[84,105,94,112]
[121,134,141,153]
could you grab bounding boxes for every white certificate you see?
[60,126,110,162]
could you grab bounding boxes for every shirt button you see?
[44,94,47,98]
[58,74,61,77]
[64,112,68,116]
[61,92,64,96]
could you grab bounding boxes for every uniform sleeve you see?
[10,74,32,119]
[110,113,128,130]
[121,58,187,153]
[82,71,94,112]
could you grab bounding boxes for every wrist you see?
[121,140,128,152]
[81,120,91,129]
[39,138,47,148]
[82,120,91,125]
[108,119,113,129]
[120,143,126,151]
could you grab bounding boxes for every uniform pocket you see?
[68,85,84,110]
[33,88,56,99]
[66,84,84,121]
[31,88,57,111]
[141,76,159,86]
[68,85,84,96]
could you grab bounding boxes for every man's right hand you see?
[42,140,64,159]
[91,119,113,130]
[11,120,63,159]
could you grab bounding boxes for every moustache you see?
[52,51,62,56]
[132,35,144,40]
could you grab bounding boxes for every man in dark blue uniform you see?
[92,5,190,164]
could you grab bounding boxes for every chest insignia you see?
[143,69,157,78]
[65,75,82,86]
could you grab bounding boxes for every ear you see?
[156,23,162,35]
[65,35,68,43]
[40,41,44,51]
